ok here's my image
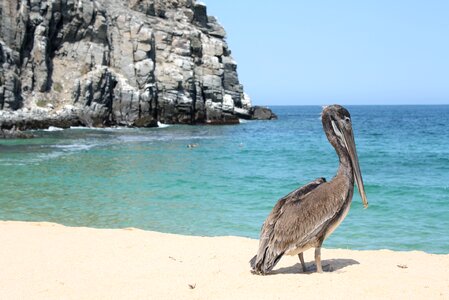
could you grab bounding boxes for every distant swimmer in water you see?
[187,143,199,149]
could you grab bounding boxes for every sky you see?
[203,0,449,106]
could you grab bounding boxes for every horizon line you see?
[257,103,449,107]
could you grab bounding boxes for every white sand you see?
[0,221,448,299]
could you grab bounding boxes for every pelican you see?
[250,105,368,274]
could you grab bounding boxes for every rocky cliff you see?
[0,0,276,130]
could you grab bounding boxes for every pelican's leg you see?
[315,247,323,273]
[298,252,307,272]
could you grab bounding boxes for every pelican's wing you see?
[250,177,326,273]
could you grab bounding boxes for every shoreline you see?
[0,105,277,139]
[1,221,448,299]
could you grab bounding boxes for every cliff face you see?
[0,0,275,129]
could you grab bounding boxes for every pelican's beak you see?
[340,125,369,208]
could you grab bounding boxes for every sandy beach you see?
[0,221,448,299]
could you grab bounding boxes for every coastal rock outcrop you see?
[0,0,276,131]
[0,127,34,139]
[250,106,278,120]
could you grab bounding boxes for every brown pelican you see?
[250,105,368,274]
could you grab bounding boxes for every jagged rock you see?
[192,3,208,27]
[222,94,235,113]
[251,106,278,120]
[0,107,82,131]
[205,100,239,125]
[0,0,276,129]
[0,41,22,110]
[207,16,226,38]
[234,107,252,120]
[241,93,252,109]
[0,128,35,139]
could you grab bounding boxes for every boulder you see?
[0,128,35,139]
[251,106,278,120]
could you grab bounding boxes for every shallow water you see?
[1,105,448,253]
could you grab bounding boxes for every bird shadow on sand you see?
[271,258,360,275]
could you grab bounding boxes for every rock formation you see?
[0,0,276,131]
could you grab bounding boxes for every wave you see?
[52,143,97,151]
[69,126,128,131]
[44,126,64,132]
[0,143,98,166]
[0,151,65,166]
[30,126,64,132]
[157,122,170,128]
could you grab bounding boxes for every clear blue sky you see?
[203,0,449,105]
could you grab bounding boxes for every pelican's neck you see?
[335,143,354,184]
[322,115,354,185]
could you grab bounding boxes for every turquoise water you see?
[1,106,448,253]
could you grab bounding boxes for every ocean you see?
[0,105,448,254]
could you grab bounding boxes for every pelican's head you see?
[321,105,368,208]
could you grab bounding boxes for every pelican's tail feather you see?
[249,255,257,269]
[250,248,284,275]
